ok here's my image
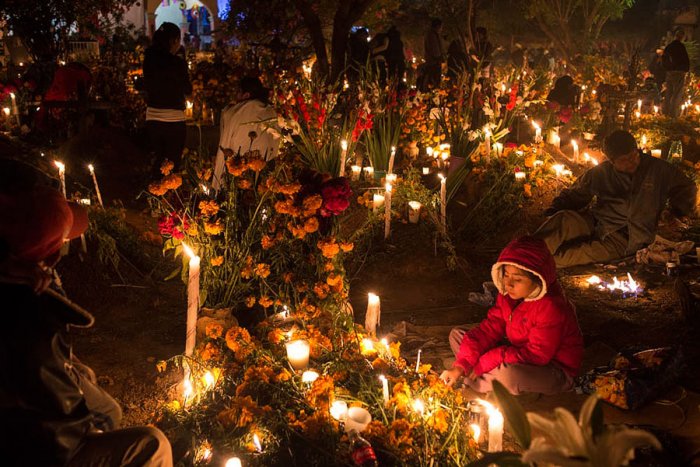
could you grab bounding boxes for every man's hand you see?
[440,366,465,387]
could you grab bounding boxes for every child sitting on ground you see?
[441,236,584,395]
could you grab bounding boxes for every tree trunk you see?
[292,0,329,78]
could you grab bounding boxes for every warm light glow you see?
[2,107,10,116]
[571,140,578,151]
[368,293,380,305]
[587,275,602,285]
[54,160,65,173]
[386,173,397,183]
[253,433,262,452]
[183,378,193,400]
[203,370,215,388]
[380,337,389,347]
[286,340,310,370]
[330,400,348,421]
[87,164,95,173]
[470,423,481,443]
[438,173,446,181]
[514,171,526,180]
[225,458,242,467]
[635,110,641,119]
[361,338,375,353]
[301,370,319,384]
[408,201,422,210]
[412,398,425,415]
[533,160,544,167]
[551,164,565,176]
[653,105,659,114]
[9,92,15,99]
[341,139,348,151]
[186,100,194,110]
[385,182,392,193]
[182,243,197,259]
[531,120,540,130]
[202,447,213,461]
[426,147,434,157]
[641,134,647,147]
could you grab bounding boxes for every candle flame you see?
[412,398,425,415]
[225,458,242,467]
[182,243,197,259]
[385,182,392,193]
[476,399,504,423]
[571,140,578,150]
[438,173,446,181]
[551,164,565,176]
[253,433,262,452]
[9,92,15,99]
[2,107,10,116]
[186,100,193,109]
[380,337,389,347]
[391,146,396,153]
[87,164,95,173]
[470,423,481,443]
[531,120,540,130]
[203,370,215,388]
[54,160,65,172]
[379,374,387,383]
[587,275,602,285]
[361,337,375,353]
[426,147,434,156]
[202,447,212,460]
[367,292,380,305]
[301,370,319,383]
[330,400,348,421]
[341,139,348,151]
[183,378,193,400]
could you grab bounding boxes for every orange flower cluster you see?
[225,326,253,361]
[210,255,224,267]
[148,174,182,196]
[160,159,174,176]
[305,374,334,410]
[241,256,254,279]
[199,200,220,217]
[317,238,340,259]
[254,263,271,278]
[217,396,271,428]
[204,220,223,235]
[205,322,224,339]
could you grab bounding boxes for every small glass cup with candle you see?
[514,170,526,182]
[286,339,310,370]
[330,400,348,421]
[301,370,319,384]
[651,149,662,158]
[363,166,374,178]
[422,167,430,175]
[351,165,362,180]
[372,193,385,213]
[386,173,397,183]
[408,201,421,223]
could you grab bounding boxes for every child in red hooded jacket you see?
[441,236,583,395]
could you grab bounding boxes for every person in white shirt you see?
[212,77,279,191]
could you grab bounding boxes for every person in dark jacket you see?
[419,18,444,91]
[447,39,469,79]
[534,130,697,268]
[347,28,370,83]
[385,26,406,83]
[662,29,690,118]
[442,236,583,395]
[144,22,192,177]
[0,163,173,466]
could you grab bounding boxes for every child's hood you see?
[490,236,558,302]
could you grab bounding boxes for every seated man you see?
[534,130,696,268]
[0,165,172,466]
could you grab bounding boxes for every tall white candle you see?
[379,374,390,404]
[637,99,642,113]
[87,164,104,207]
[550,131,560,148]
[339,139,348,177]
[571,140,579,164]
[415,348,422,372]
[439,174,447,231]
[225,458,242,467]
[532,121,542,144]
[365,293,381,336]
[388,146,396,174]
[483,127,491,154]
[9,92,20,126]
[54,161,67,198]
[384,182,392,239]
[183,244,201,377]
[285,339,310,370]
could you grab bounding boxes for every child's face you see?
[502,265,539,300]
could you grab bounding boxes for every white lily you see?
[521,395,661,467]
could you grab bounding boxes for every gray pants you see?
[68,426,173,466]
[664,71,687,118]
[533,210,627,268]
[449,327,573,395]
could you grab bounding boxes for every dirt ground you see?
[23,126,700,464]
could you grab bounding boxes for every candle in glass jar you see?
[514,170,526,181]
[550,131,560,148]
[372,193,385,213]
[351,165,361,180]
[651,149,662,158]
[408,201,421,223]
[330,400,348,421]
[532,121,542,143]
[286,339,310,370]
[363,166,374,178]
[422,167,430,175]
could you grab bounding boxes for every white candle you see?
[408,201,421,223]
[388,146,396,174]
[330,400,348,421]
[386,173,397,183]
[253,433,262,453]
[372,193,385,214]
[54,160,66,198]
[653,105,659,115]
[415,348,422,372]
[637,99,642,113]
[285,339,310,370]
[550,131,560,148]
[9,92,19,126]
[365,293,381,336]
[514,170,526,181]
[487,406,504,452]
[302,370,319,384]
[552,164,565,177]
[379,374,390,404]
[426,147,434,158]
[571,140,579,163]
[2,107,10,118]
[532,120,542,144]
[87,164,104,207]
[363,166,374,179]
[384,182,392,239]
[439,174,447,231]
[183,243,201,380]
[339,139,348,177]
[422,167,430,175]
[651,149,662,158]
[635,110,641,119]
[483,127,491,154]
[494,142,504,157]
[225,458,242,467]
[185,100,193,119]
[351,165,361,180]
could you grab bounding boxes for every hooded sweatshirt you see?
[454,237,583,377]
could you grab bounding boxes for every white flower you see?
[522,395,661,467]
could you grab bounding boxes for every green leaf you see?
[164,266,182,281]
[491,380,532,448]
[466,451,527,467]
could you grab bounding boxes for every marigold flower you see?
[148,181,168,196]
[261,235,275,250]
[277,183,302,195]
[199,342,220,361]
[245,296,256,307]
[160,159,174,176]
[247,158,266,172]
[326,272,343,288]
[303,217,319,233]
[199,200,220,217]
[205,322,224,339]
[254,263,271,278]
[313,282,330,299]
[204,220,224,235]
[258,296,273,308]
[162,174,182,190]
[523,183,532,197]
[339,242,354,252]
[317,238,340,258]
[237,179,253,190]
[302,194,323,215]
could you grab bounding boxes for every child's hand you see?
[440,366,465,387]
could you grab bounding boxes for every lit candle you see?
[426,147,434,158]
[203,370,216,388]
[9,92,19,126]
[363,166,374,179]
[54,160,67,198]
[440,151,450,166]
[637,99,642,113]
[653,105,659,115]
[225,458,242,467]
[641,134,647,150]
[571,140,579,163]
[330,400,348,421]
[386,173,397,183]
[285,339,310,370]
[634,110,641,119]
[339,139,348,177]
[384,182,392,239]
[412,398,425,416]
[422,167,430,175]
[651,149,662,158]
[253,433,262,453]
[550,131,560,148]
[372,193,385,214]
[494,142,504,157]
[551,164,565,177]
[351,165,361,181]
[182,243,201,379]
[302,370,319,384]
[2,107,10,118]
[183,377,194,406]
[185,100,193,119]
[415,348,422,372]
[388,146,396,174]
[533,159,544,167]
[365,293,381,336]
[379,375,390,404]
[87,164,104,207]
[408,201,421,224]
[486,405,504,452]
[439,174,447,231]
[514,170,526,181]
[470,423,481,443]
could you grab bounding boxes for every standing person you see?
[420,18,444,91]
[534,130,696,268]
[0,166,173,466]
[144,22,192,178]
[446,39,469,79]
[212,77,279,191]
[385,26,406,84]
[441,236,583,395]
[662,29,690,118]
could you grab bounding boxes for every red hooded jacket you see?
[455,237,583,377]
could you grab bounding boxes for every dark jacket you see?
[143,46,192,110]
[663,40,690,72]
[424,28,443,64]
[0,283,95,466]
[455,237,583,377]
[547,153,697,254]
